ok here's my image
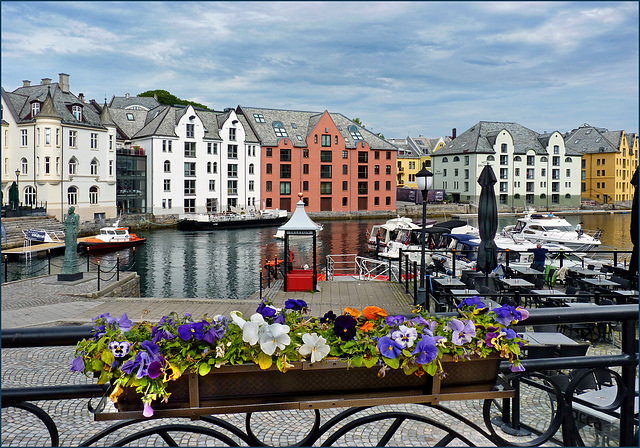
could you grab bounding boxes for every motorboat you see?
[502,210,602,251]
[366,216,434,252]
[178,209,288,231]
[78,221,146,252]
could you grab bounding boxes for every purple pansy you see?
[386,315,405,326]
[333,315,357,341]
[143,402,154,417]
[494,305,521,326]
[378,336,403,359]
[510,363,526,372]
[70,356,85,372]
[178,321,206,341]
[285,299,308,311]
[151,326,175,344]
[450,319,476,345]
[256,300,278,318]
[411,315,429,326]
[118,314,133,332]
[458,295,486,310]
[320,311,337,323]
[121,340,164,379]
[485,332,500,347]
[411,335,438,365]
[108,341,131,358]
[274,312,287,325]
[391,325,418,348]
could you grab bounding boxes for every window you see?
[31,102,40,117]
[72,106,82,121]
[249,163,255,175]
[386,165,391,175]
[552,156,560,166]
[464,155,469,166]
[357,182,368,194]
[21,157,28,174]
[540,168,546,177]
[358,166,368,178]
[453,156,460,162]
[228,164,238,178]
[280,164,291,178]
[320,165,332,178]
[263,164,272,175]
[300,180,308,191]
[500,182,508,192]
[254,113,265,123]
[24,186,36,206]
[526,182,534,192]
[566,169,571,177]
[303,149,309,158]
[69,157,78,175]
[89,186,98,204]
[454,169,459,176]
[501,143,507,153]
[163,140,171,153]
[280,149,291,161]
[184,179,196,195]
[229,128,236,141]
[186,123,195,138]
[164,180,171,192]
[249,180,254,191]
[185,142,196,157]
[349,126,363,140]
[322,135,331,147]
[45,128,51,145]
[207,162,212,174]
[386,181,391,190]
[108,160,113,176]
[500,168,508,179]
[273,121,288,137]
[335,136,339,145]
[320,182,332,194]
[303,164,309,174]
[226,144,237,159]
[209,180,215,191]
[184,199,195,213]
[552,194,559,204]
[90,133,98,149]
[374,151,380,160]
[553,145,559,154]
[526,168,534,179]
[280,182,291,194]
[207,143,213,154]
[206,198,217,212]
[321,151,332,162]
[185,162,196,176]
[443,169,447,176]
[374,180,380,191]
[108,134,113,150]
[126,113,134,121]
[527,155,535,166]
[314,135,318,144]
[464,169,469,179]
[266,181,272,192]
[342,181,348,191]
[358,152,368,163]
[442,157,449,163]
[500,155,508,165]
[343,151,349,159]
[21,129,28,146]
[67,186,78,205]
[266,148,272,157]
[90,159,99,175]
[487,155,495,161]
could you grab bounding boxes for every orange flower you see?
[359,321,374,333]
[363,306,388,320]
[344,307,362,318]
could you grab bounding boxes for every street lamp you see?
[416,166,433,307]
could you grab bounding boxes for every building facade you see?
[237,106,398,213]
[1,74,117,222]
[431,121,582,210]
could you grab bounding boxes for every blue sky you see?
[2,1,638,138]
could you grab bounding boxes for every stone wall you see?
[92,272,140,299]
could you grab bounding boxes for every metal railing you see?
[1,305,637,446]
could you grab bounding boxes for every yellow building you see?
[564,125,638,206]
[387,136,449,188]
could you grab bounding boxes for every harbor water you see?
[2,213,633,300]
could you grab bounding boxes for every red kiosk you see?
[279,194,322,292]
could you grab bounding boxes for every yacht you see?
[366,216,433,252]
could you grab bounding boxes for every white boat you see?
[502,210,602,251]
[78,220,146,252]
[366,216,434,252]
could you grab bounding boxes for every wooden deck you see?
[1,237,92,257]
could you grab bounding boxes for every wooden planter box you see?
[98,353,510,421]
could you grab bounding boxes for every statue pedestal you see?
[57,272,84,282]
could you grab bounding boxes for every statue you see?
[58,206,83,281]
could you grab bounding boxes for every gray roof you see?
[278,198,322,232]
[433,121,567,157]
[238,106,397,151]
[563,124,620,154]
[6,82,105,129]
[408,136,444,155]
[387,138,419,158]
[109,95,161,110]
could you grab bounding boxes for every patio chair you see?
[570,368,599,393]
[547,373,571,419]
[524,345,558,360]
[558,343,590,358]
[593,368,614,388]
[534,324,559,333]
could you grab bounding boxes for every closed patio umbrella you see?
[9,181,18,208]
[476,165,498,275]
[629,167,638,276]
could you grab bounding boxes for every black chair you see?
[524,345,558,359]
[570,368,599,392]
[610,276,630,290]
[565,286,578,296]
[587,264,595,270]
[547,373,571,417]
[593,368,614,388]
[534,324,559,333]
[534,277,545,289]
[558,343,590,357]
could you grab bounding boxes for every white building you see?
[106,99,261,215]
[1,74,117,222]
[431,121,582,210]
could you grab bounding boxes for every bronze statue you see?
[58,206,83,281]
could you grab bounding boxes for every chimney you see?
[153,93,158,100]
[58,73,70,92]
[125,93,130,98]
[78,93,85,103]
[22,80,31,87]
[41,78,52,85]
[451,128,457,139]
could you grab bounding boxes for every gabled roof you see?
[36,88,61,119]
[238,106,397,151]
[109,95,161,110]
[563,124,619,154]
[433,121,551,157]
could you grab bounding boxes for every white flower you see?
[259,323,291,356]
[391,325,418,348]
[241,314,267,345]
[298,333,330,363]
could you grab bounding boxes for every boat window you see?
[544,225,574,232]
[116,230,127,235]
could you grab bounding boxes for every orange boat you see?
[78,221,146,252]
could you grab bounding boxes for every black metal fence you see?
[2,306,637,447]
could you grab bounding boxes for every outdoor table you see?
[520,332,579,346]
[529,289,567,307]
[511,266,542,277]
[610,289,639,305]
[572,386,639,425]
[580,278,621,290]
[568,267,606,278]
[499,278,534,288]
[564,302,599,308]
[449,288,480,296]
[432,276,466,288]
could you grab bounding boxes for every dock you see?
[2,237,93,259]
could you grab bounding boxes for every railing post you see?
[4,255,7,283]
[116,254,120,281]
[559,250,564,268]
[412,261,418,304]
[274,255,278,280]
[451,249,456,276]
[388,256,392,281]
[505,249,510,268]
[87,254,90,272]
[97,262,101,291]
[613,250,618,267]
[399,247,403,284]
[48,250,51,275]
[259,268,263,299]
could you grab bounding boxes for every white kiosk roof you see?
[278,198,322,233]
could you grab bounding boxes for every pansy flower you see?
[391,325,418,348]
[344,307,362,319]
[378,336,403,359]
[285,299,308,312]
[450,319,476,345]
[333,315,357,340]
[108,341,131,358]
[412,335,438,365]
[359,321,374,333]
[386,315,405,326]
[259,323,291,356]
[177,321,206,341]
[458,295,486,310]
[256,300,278,318]
[363,306,388,320]
[298,333,330,363]
[70,355,85,372]
[320,311,337,323]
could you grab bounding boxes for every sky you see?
[2,1,638,139]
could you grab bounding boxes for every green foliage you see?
[138,89,211,111]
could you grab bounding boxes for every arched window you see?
[514,194,521,199]
[442,157,449,163]
[69,157,78,175]
[272,121,288,137]
[21,157,28,174]
[453,156,460,162]
[486,155,495,161]
[89,186,99,204]
[24,186,36,205]
[164,160,171,173]
[540,193,546,199]
[207,162,212,174]
[213,162,218,174]
[541,156,548,162]
[249,163,254,175]
[565,194,571,199]
[514,156,522,161]
[564,157,572,163]
[90,158,99,175]
[67,186,78,205]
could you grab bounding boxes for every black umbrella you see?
[9,181,18,208]
[629,167,638,276]
[476,165,498,275]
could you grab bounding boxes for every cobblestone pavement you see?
[1,275,634,446]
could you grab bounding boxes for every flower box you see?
[100,353,506,420]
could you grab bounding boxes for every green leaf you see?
[97,370,110,385]
[351,355,363,367]
[91,358,104,371]
[363,356,379,368]
[198,363,211,376]
[101,350,115,367]
[382,356,400,370]
[257,352,272,370]
[329,346,343,357]
[425,362,438,376]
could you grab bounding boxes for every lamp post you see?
[416,167,433,307]
[15,169,20,209]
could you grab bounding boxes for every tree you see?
[139,89,211,110]
[352,118,366,128]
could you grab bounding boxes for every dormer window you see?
[349,126,363,140]
[31,102,40,117]
[273,121,288,138]
[72,105,82,121]
[126,113,135,121]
